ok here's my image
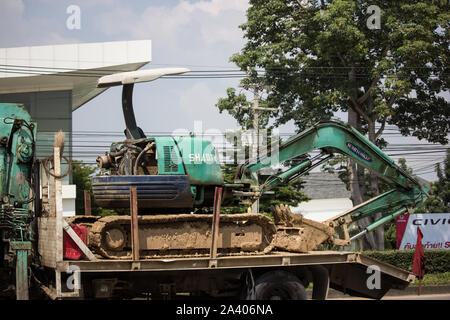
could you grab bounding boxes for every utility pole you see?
[237,84,279,213]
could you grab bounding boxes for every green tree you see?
[383,153,450,248]
[72,160,96,215]
[216,87,274,130]
[383,158,414,249]
[259,183,310,213]
[219,129,309,216]
[217,0,449,250]
[417,149,450,213]
[72,160,117,216]
[220,164,247,214]
[220,164,309,217]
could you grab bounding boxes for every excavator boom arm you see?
[235,120,429,235]
[239,121,422,190]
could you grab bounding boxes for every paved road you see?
[383,293,450,300]
[329,293,450,300]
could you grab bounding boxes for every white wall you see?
[291,198,353,222]
[0,40,152,78]
[40,184,76,217]
[62,185,76,217]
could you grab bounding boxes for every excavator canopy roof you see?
[97,68,190,88]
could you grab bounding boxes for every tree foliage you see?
[221,164,310,216]
[216,88,271,130]
[72,160,95,215]
[219,129,310,215]
[417,148,450,213]
[227,0,449,142]
[379,154,449,248]
[217,0,449,250]
[259,182,310,213]
[72,160,117,216]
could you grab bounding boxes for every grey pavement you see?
[131,285,450,300]
[313,285,450,300]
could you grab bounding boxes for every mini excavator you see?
[65,68,429,259]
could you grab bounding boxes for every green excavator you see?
[0,68,429,262]
[64,68,429,259]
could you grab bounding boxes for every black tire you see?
[252,271,307,300]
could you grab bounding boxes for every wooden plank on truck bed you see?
[130,187,140,261]
[38,217,56,268]
[62,220,97,261]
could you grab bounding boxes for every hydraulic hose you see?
[133,142,155,175]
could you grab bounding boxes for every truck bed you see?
[55,250,415,299]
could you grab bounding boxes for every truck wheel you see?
[252,271,307,300]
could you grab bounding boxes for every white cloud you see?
[37,0,119,7]
[2,0,248,147]
[177,81,240,131]
[179,81,217,112]
[193,0,249,16]
[0,0,80,47]
[0,0,25,45]
[0,0,24,15]
[96,0,249,49]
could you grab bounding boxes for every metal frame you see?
[10,241,32,300]
[210,187,223,260]
[50,250,414,300]
[44,146,96,299]
[130,187,140,261]
[55,251,413,283]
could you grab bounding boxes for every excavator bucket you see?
[270,205,337,252]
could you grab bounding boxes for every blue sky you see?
[1,0,254,133]
[0,0,447,181]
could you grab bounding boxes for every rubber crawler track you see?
[67,214,277,259]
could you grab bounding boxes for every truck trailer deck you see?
[38,242,415,300]
[0,91,423,301]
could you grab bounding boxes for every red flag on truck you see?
[412,227,425,280]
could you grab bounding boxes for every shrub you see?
[363,250,450,274]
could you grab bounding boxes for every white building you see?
[290,171,353,222]
[0,40,152,216]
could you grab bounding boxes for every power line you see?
[1,63,447,80]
